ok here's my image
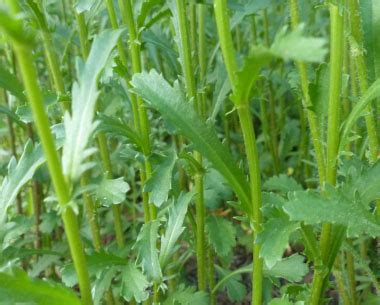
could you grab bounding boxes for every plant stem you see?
[119,0,156,221]
[214,1,263,304]
[288,0,326,185]
[174,0,207,291]
[6,2,92,304]
[310,3,344,304]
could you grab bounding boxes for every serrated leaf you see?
[131,70,252,217]
[204,168,233,209]
[137,0,163,28]
[160,192,193,269]
[257,214,299,268]
[265,254,308,282]
[163,285,209,305]
[284,189,380,237]
[0,140,45,223]
[271,25,327,63]
[62,29,123,182]
[0,269,81,305]
[144,150,177,207]
[269,296,294,305]
[96,177,130,207]
[206,215,236,257]
[263,174,303,193]
[121,263,150,303]
[134,220,162,281]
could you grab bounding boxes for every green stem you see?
[6,3,92,304]
[119,0,156,221]
[174,0,207,291]
[214,1,263,304]
[288,0,326,185]
[311,3,344,304]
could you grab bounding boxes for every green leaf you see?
[134,220,162,281]
[163,285,209,305]
[96,177,130,207]
[257,213,299,268]
[206,215,236,257]
[265,254,308,282]
[284,189,380,237]
[0,269,81,305]
[0,105,25,128]
[269,296,295,305]
[231,46,272,105]
[137,0,163,28]
[271,25,327,63]
[204,168,233,209]
[215,266,247,302]
[263,174,303,193]
[144,150,177,207]
[160,192,193,269]
[97,114,145,151]
[0,65,26,102]
[131,70,252,217]
[62,29,123,182]
[121,263,150,303]
[93,267,118,305]
[340,78,380,151]
[0,140,45,223]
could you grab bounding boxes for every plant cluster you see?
[0,0,379,304]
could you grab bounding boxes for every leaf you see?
[96,177,130,207]
[0,10,34,46]
[231,46,272,105]
[134,220,162,281]
[121,263,150,303]
[163,285,209,305]
[62,29,123,182]
[137,0,163,28]
[160,192,193,269]
[204,168,233,209]
[61,252,125,287]
[216,266,247,302]
[263,174,303,193]
[144,150,177,207]
[265,254,308,282]
[283,189,380,237]
[131,70,252,217]
[344,161,380,205]
[74,0,102,13]
[206,215,236,257]
[0,140,45,223]
[257,213,299,268]
[97,114,145,151]
[0,269,81,305]
[269,296,294,305]
[0,105,25,128]
[0,65,26,102]
[340,78,380,151]
[271,25,328,63]
[93,267,118,305]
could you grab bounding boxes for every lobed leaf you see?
[263,174,303,193]
[144,149,177,207]
[257,214,300,268]
[163,285,209,305]
[206,215,236,258]
[121,263,150,303]
[62,29,123,182]
[0,140,45,223]
[131,70,252,217]
[95,177,130,207]
[133,220,162,281]
[160,192,193,269]
[284,189,380,238]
